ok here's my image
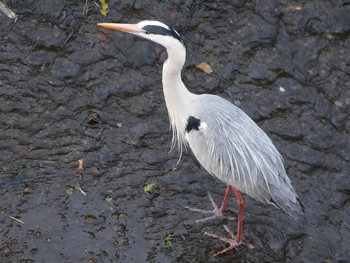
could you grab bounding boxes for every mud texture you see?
[1,1,349,262]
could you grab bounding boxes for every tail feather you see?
[270,189,304,218]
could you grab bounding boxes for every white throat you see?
[161,43,193,156]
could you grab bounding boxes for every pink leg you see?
[204,186,246,256]
[232,187,245,242]
[219,185,232,213]
[185,185,235,222]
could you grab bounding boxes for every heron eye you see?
[145,31,151,35]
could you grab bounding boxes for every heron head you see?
[98,20,184,50]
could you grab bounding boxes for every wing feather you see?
[184,94,303,216]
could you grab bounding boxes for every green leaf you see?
[165,234,173,246]
[99,0,108,16]
[65,187,74,197]
[11,166,27,182]
[105,196,113,203]
[143,183,157,194]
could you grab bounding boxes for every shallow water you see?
[1,0,349,262]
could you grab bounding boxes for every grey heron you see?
[98,20,304,255]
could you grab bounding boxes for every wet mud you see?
[0,1,349,262]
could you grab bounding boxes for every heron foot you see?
[185,192,235,223]
[204,225,241,256]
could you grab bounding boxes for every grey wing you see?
[185,95,304,217]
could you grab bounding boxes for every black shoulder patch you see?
[142,25,184,44]
[186,116,201,133]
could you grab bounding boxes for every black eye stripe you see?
[142,25,183,44]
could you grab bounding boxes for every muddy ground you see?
[0,0,349,262]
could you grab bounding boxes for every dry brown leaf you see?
[77,159,84,171]
[196,62,213,74]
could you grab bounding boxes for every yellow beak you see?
[97,23,141,33]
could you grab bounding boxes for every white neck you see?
[162,43,192,154]
[162,46,189,107]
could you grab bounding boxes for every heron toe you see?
[204,225,242,256]
[186,192,236,223]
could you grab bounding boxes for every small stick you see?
[10,216,25,224]
[0,1,17,22]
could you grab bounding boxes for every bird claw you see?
[204,225,241,256]
[185,192,235,223]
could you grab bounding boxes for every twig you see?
[0,1,17,22]
[83,0,90,16]
[10,216,25,224]
[75,184,87,196]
